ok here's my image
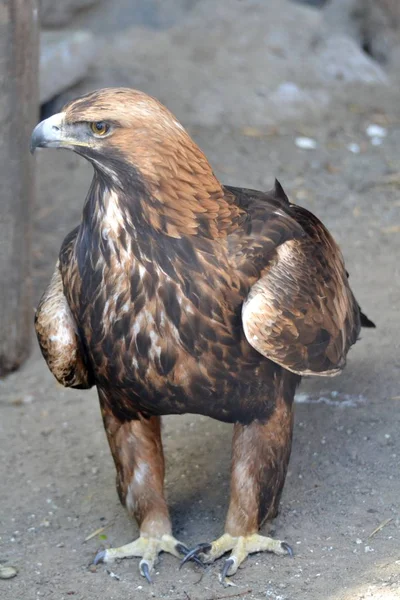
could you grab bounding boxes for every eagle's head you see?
[30,88,208,189]
[30,88,235,238]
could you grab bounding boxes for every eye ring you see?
[90,121,110,136]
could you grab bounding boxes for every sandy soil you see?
[1,5,400,600]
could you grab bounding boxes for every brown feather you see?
[35,232,93,389]
[36,87,369,418]
[34,88,374,554]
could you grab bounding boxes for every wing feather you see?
[35,229,93,389]
[241,206,361,376]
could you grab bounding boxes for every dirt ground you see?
[1,3,400,599]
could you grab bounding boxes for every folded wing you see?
[35,230,93,389]
[242,206,361,376]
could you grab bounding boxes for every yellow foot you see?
[181,532,292,585]
[94,534,192,583]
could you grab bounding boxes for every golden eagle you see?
[31,88,374,584]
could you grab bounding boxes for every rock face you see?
[312,35,388,84]
[355,0,400,65]
[39,0,100,27]
[40,31,96,103]
[324,0,400,68]
[96,0,388,126]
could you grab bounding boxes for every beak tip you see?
[30,123,43,155]
[29,112,65,154]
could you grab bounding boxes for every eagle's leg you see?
[94,404,189,582]
[182,394,293,584]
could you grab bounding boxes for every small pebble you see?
[347,143,360,154]
[108,571,121,580]
[366,124,387,138]
[295,137,317,150]
[0,566,18,579]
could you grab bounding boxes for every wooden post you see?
[0,0,39,376]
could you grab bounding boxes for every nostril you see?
[52,125,60,132]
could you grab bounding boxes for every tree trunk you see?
[0,0,39,376]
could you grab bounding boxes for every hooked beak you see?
[30,112,66,154]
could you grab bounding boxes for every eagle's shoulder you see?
[224,178,290,212]
[223,180,305,278]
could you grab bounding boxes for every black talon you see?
[190,555,206,568]
[220,558,235,583]
[93,550,106,565]
[176,544,205,568]
[176,543,189,555]
[281,542,294,558]
[179,542,212,569]
[141,561,152,584]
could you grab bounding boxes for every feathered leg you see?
[94,396,190,582]
[183,391,294,584]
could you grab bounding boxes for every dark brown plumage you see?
[31,88,374,583]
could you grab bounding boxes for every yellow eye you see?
[90,121,110,136]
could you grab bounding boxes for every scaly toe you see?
[217,533,293,585]
[93,533,187,581]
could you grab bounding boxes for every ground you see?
[1,2,400,599]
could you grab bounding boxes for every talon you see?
[140,561,152,584]
[191,555,206,568]
[176,543,206,568]
[93,550,106,565]
[220,557,235,583]
[281,542,294,558]
[175,544,205,568]
[179,542,212,569]
[175,542,189,555]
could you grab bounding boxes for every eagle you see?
[31,88,374,585]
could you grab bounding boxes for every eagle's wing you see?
[34,228,93,389]
[241,205,361,376]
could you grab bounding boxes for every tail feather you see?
[359,308,375,328]
[346,270,376,329]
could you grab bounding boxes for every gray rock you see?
[269,83,330,121]
[97,0,332,126]
[323,0,360,39]
[39,0,101,28]
[0,566,17,579]
[40,30,97,103]
[313,35,389,84]
[354,0,400,66]
[323,0,400,69]
[294,0,328,5]
[94,0,389,127]
[73,0,202,33]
